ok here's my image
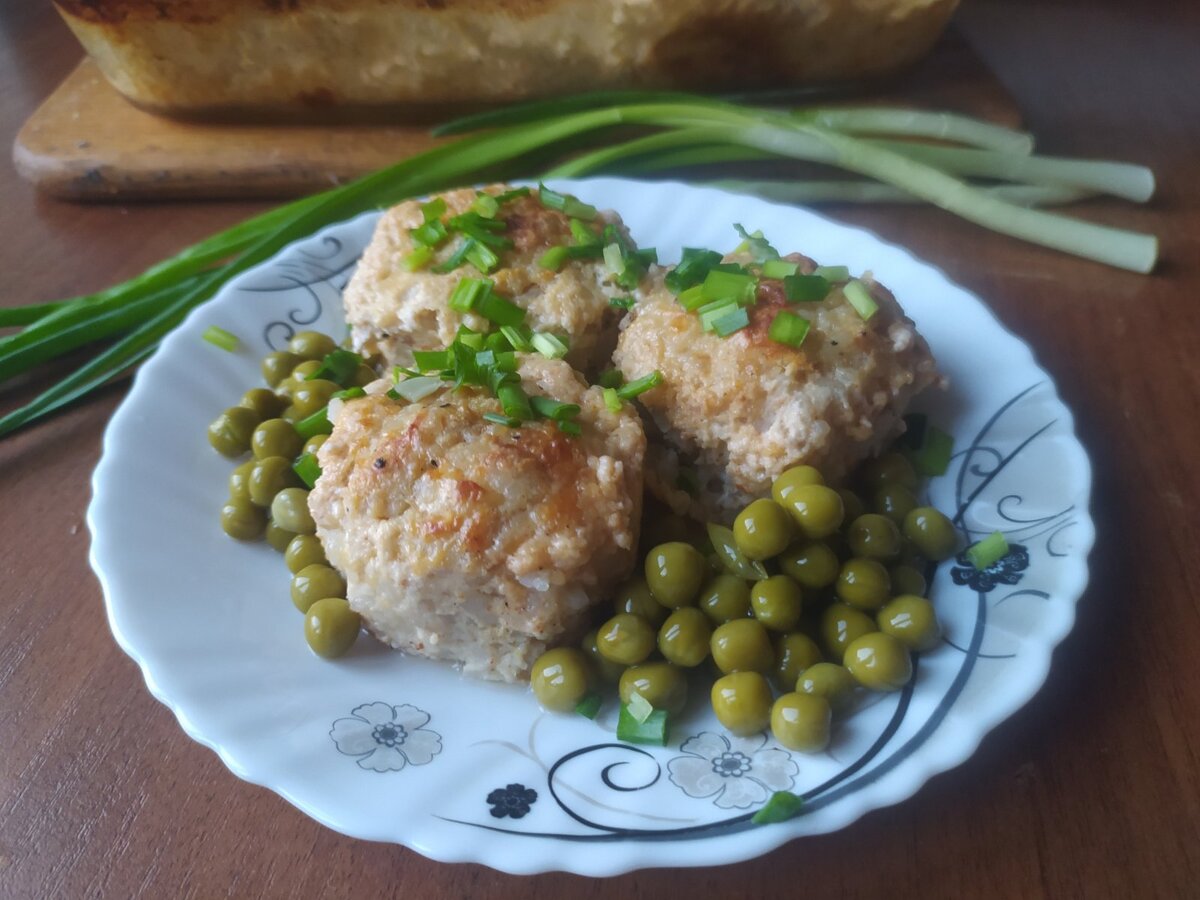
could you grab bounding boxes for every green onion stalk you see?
[0,91,1157,438]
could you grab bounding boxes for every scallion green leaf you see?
[906,423,954,476]
[813,265,850,281]
[331,386,366,400]
[768,310,811,348]
[530,395,581,422]
[413,349,452,372]
[295,406,332,440]
[448,278,489,313]
[465,241,501,274]
[701,269,757,304]
[609,296,635,310]
[783,274,831,302]
[390,375,443,402]
[603,387,622,412]
[477,291,527,327]
[733,224,779,262]
[843,279,879,320]
[498,382,534,421]
[666,248,724,294]
[615,370,662,400]
[420,197,447,222]
[202,325,239,352]
[309,348,363,385]
[597,369,624,389]
[616,705,668,745]
[403,246,434,271]
[710,304,750,337]
[575,693,603,719]
[531,332,569,359]
[538,183,598,220]
[677,285,708,311]
[410,219,448,247]
[537,246,570,271]
[293,452,322,488]
[752,791,804,825]
[966,531,1010,570]
[470,193,500,218]
[483,411,522,428]
[557,419,582,436]
[761,260,799,279]
[500,324,533,352]
[570,218,599,246]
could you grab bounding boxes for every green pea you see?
[902,506,959,561]
[248,456,301,507]
[773,632,822,691]
[619,662,687,716]
[261,351,300,387]
[285,534,328,574]
[288,330,337,361]
[889,564,927,598]
[304,598,360,658]
[291,563,347,612]
[291,378,339,419]
[860,452,917,491]
[844,632,913,691]
[614,577,668,626]
[781,484,844,539]
[711,671,772,736]
[531,648,592,712]
[846,513,902,560]
[837,488,866,524]
[877,595,941,651]
[240,387,286,420]
[750,576,803,632]
[874,483,917,525]
[771,465,825,507]
[581,629,625,682]
[228,459,256,502]
[596,613,656,666]
[711,618,774,675]
[697,574,752,624]
[658,607,712,667]
[265,522,297,553]
[771,692,832,753]
[220,499,266,541]
[302,434,329,457]
[251,418,304,461]
[778,541,839,589]
[820,602,878,660]
[644,542,707,608]
[271,487,315,534]
[795,662,857,713]
[733,499,795,561]
[836,558,891,610]
[208,406,260,457]
[353,364,378,387]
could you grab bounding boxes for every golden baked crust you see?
[55,0,960,115]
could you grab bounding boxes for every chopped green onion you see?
[783,274,831,302]
[843,279,879,320]
[402,246,434,271]
[575,693,603,719]
[768,310,811,348]
[597,368,624,389]
[713,305,751,337]
[332,386,366,401]
[537,246,570,271]
[500,324,533,352]
[616,370,662,400]
[308,348,362,385]
[666,248,724,294]
[492,186,532,204]
[498,382,534,421]
[390,375,443,402]
[202,325,239,352]
[677,285,708,311]
[293,452,322,488]
[813,265,850,281]
[432,239,473,274]
[483,412,522,428]
[413,349,452,372]
[470,193,500,218]
[447,212,511,247]
[474,349,497,369]
[752,791,804,825]
[456,330,485,351]
[570,218,599,245]
[485,331,510,352]
[609,296,635,310]
[420,197,447,222]
[603,243,624,276]
[626,691,654,724]
[706,522,770,580]
[531,332,569,359]
[557,419,582,436]
[410,219,448,247]
[295,406,332,440]
[697,299,739,332]
[530,396,581,422]
[905,423,954,476]
[603,387,622,412]
[465,241,501,274]
[616,705,668,745]
[733,224,779,262]
[761,259,799,279]
[477,291,527,327]
[966,531,1010,570]
[701,269,757,304]
[538,183,598,220]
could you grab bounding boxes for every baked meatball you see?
[308,356,645,682]
[343,184,632,377]
[613,256,940,522]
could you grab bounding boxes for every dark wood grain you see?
[2,2,1199,897]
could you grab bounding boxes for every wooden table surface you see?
[2,1,1198,896]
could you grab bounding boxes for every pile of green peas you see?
[528,452,959,753]
[207,329,375,659]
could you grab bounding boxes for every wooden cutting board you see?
[13,31,1020,202]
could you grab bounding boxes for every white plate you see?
[88,178,1093,876]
